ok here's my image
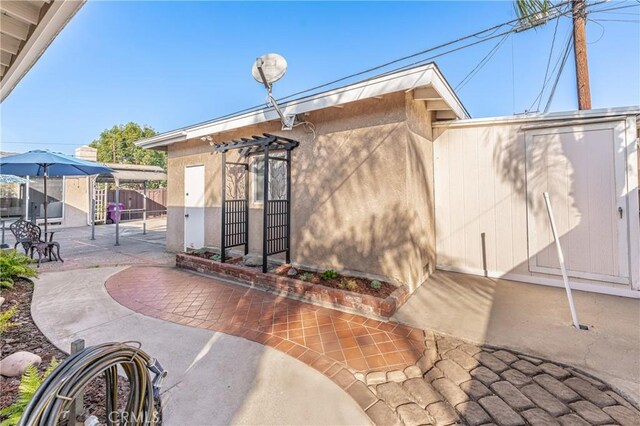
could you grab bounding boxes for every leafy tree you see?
[89,122,166,170]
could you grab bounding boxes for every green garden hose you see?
[19,342,166,426]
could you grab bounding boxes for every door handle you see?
[618,207,623,219]
[185,214,189,218]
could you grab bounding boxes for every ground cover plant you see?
[0,250,37,289]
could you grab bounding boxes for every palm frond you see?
[515,0,552,24]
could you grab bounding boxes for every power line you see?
[589,2,640,13]
[455,33,511,91]
[528,27,573,112]
[592,17,640,22]
[544,33,574,112]
[166,0,580,133]
[536,15,561,111]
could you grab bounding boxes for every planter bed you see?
[176,253,409,318]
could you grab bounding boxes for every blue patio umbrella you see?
[0,150,112,235]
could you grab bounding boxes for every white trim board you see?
[136,63,469,149]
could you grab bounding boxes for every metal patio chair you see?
[9,219,63,266]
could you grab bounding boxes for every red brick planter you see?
[176,253,409,318]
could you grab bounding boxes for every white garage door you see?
[525,121,630,284]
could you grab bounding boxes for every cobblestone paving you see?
[107,266,640,426]
[363,333,640,426]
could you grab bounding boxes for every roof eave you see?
[0,0,87,102]
[136,63,469,149]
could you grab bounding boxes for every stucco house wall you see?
[166,92,437,292]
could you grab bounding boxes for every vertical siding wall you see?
[166,93,436,292]
[433,119,639,292]
[433,124,529,278]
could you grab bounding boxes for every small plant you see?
[370,280,382,290]
[299,272,314,281]
[192,247,208,255]
[0,250,37,289]
[320,269,338,281]
[210,254,222,261]
[342,278,358,292]
[0,358,59,426]
[0,305,18,334]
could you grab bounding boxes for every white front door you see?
[184,165,205,250]
[525,121,630,285]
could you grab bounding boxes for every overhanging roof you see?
[96,163,167,184]
[1,0,86,102]
[136,63,470,150]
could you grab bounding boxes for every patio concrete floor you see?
[32,267,371,425]
[393,270,640,406]
[2,217,174,271]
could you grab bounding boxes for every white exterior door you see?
[525,121,630,285]
[184,165,205,250]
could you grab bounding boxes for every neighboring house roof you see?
[97,163,167,183]
[1,0,86,101]
[136,62,469,150]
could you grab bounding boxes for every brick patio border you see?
[176,253,409,318]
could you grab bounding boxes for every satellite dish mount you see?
[253,54,295,130]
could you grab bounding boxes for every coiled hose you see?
[19,342,167,426]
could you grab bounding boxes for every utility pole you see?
[572,0,591,110]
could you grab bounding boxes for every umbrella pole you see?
[43,165,48,237]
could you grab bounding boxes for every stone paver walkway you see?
[107,267,640,425]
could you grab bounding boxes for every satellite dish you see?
[252,53,288,86]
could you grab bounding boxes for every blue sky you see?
[1,1,638,155]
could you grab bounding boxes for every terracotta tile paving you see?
[106,266,425,374]
[105,267,640,425]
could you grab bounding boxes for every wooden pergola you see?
[213,133,299,272]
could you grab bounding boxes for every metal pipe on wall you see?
[543,192,587,331]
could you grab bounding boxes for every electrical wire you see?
[162,0,580,134]
[543,33,574,112]
[528,27,573,112]
[455,33,511,91]
[591,17,640,21]
[536,15,561,111]
[19,342,166,426]
[588,2,640,13]
[587,18,607,44]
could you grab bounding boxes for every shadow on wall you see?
[291,115,433,289]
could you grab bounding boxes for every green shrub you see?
[210,254,222,261]
[0,305,18,334]
[299,272,313,281]
[0,250,37,289]
[370,280,382,290]
[320,269,338,281]
[0,358,58,426]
